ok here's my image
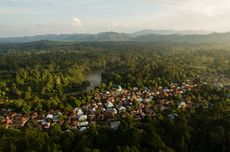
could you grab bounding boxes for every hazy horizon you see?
[1,0,230,37]
[0,29,220,39]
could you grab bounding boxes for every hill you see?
[1,30,230,44]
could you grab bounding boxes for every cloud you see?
[112,24,118,28]
[72,17,82,27]
[110,23,130,28]
[140,0,230,31]
[36,24,45,28]
[147,0,230,17]
[0,8,22,14]
[0,8,42,14]
[0,0,30,1]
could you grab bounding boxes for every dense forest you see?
[0,42,230,152]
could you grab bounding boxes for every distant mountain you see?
[129,29,212,37]
[176,30,212,35]
[133,32,230,43]
[130,29,176,37]
[0,32,131,43]
[1,29,230,44]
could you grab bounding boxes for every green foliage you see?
[0,42,230,151]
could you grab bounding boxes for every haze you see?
[1,0,230,37]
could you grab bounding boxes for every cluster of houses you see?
[0,81,200,131]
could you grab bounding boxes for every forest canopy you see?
[0,41,230,152]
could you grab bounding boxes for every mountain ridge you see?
[1,29,230,44]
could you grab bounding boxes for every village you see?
[0,81,207,132]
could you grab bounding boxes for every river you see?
[85,70,103,90]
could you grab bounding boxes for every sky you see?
[0,0,230,37]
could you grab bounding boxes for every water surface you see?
[85,70,102,90]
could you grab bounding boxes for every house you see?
[140,112,146,117]
[46,114,53,120]
[70,121,78,130]
[91,108,97,113]
[31,112,38,119]
[75,108,84,116]
[105,101,114,108]
[113,85,122,92]
[97,102,103,106]
[100,108,106,112]
[52,115,60,122]
[78,115,87,122]
[118,106,126,113]
[79,127,87,132]
[168,113,179,120]
[44,122,51,129]
[160,105,167,111]
[88,114,96,122]
[107,108,117,115]
[11,112,17,118]
[127,95,131,100]
[20,116,29,127]
[94,93,101,101]
[163,88,170,92]
[7,108,13,112]
[144,97,152,103]
[137,97,144,102]
[78,121,89,127]
[104,90,110,95]
[178,102,187,109]
[6,117,13,125]
[92,103,98,109]
[107,96,115,103]
[163,92,169,97]
[133,87,138,91]
[41,119,48,125]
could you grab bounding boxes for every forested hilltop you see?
[0,42,230,152]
